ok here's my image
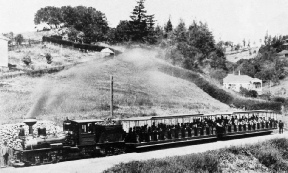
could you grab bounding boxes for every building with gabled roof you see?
[277,49,288,57]
[223,72,262,95]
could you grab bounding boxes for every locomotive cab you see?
[68,119,125,146]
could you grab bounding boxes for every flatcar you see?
[10,110,279,167]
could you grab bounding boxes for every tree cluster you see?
[34,1,227,73]
[34,6,109,43]
[230,34,288,85]
[108,0,157,44]
[162,20,227,72]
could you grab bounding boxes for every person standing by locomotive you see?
[2,141,9,167]
[279,120,284,134]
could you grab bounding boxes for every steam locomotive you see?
[11,110,279,167]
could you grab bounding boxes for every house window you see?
[254,82,261,89]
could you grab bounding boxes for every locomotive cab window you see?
[81,124,87,133]
[87,123,93,133]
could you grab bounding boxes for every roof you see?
[121,114,205,121]
[233,110,275,114]
[213,112,234,115]
[121,116,152,121]
[277,50,288,55]
[152,114,203,120]
[223,74,261,84]
[101,48,114,54]
[71,119,103,123]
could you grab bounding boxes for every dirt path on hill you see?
[2,132,287,173]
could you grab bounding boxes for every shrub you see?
[45,53,52,64]
[22,55,32,66]
[233,98,282,112]
[269,138,288,160]
[239,88,258,98]
[104,153,220,173]
[249,142,288,171]
[272,97,286,103]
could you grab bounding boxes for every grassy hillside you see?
[226,47,259,63]
[0,48,234,125]
[266,77,288,98]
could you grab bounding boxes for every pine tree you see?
[164,18,173,33]
[129,0,155,43]
[145,14,158,44]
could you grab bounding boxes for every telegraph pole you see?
[110,75,114,118]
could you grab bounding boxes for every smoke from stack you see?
[25,91,50,119]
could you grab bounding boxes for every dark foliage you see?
[42,36,106,51]
[240,87,258,98]
[35,6,109,43]
[43,36,74,46]
[15,34,24,45]
[45,53,52,64]
[22,55,32,66]
[233,34,288,83]
[271,97,287,103]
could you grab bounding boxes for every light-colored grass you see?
[0,48,234,125]
[265,77,288,98]
[7,43,101,72]
[226,47,259,63]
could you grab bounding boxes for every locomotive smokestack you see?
[23,118,37,135]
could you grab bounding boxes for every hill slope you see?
[0,48,234,125]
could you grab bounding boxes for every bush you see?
[104,152,220,173]
[233,98,282,111]
[272,97,286,103]
[45,53,52,64]
[22,55,32,66]
[250,142,288,171]
[269,138,288,159]
[239,88,258,98]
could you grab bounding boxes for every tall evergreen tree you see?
[145,14,158,43]
[129,0,155,43]
[129,0,148,41]
[164,18,173,33]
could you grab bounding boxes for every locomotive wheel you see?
[34,156,41,165]
[99,148,106,156]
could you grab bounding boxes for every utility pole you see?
[110,75,114,118]
[269,80,271,95]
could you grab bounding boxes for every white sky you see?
[0,0,288,44]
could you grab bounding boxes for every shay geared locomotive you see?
[9,110,278,167]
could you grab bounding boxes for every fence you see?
[42,36,122,55]
[42,36,105,51]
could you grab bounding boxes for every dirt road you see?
[2,132,287,173]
